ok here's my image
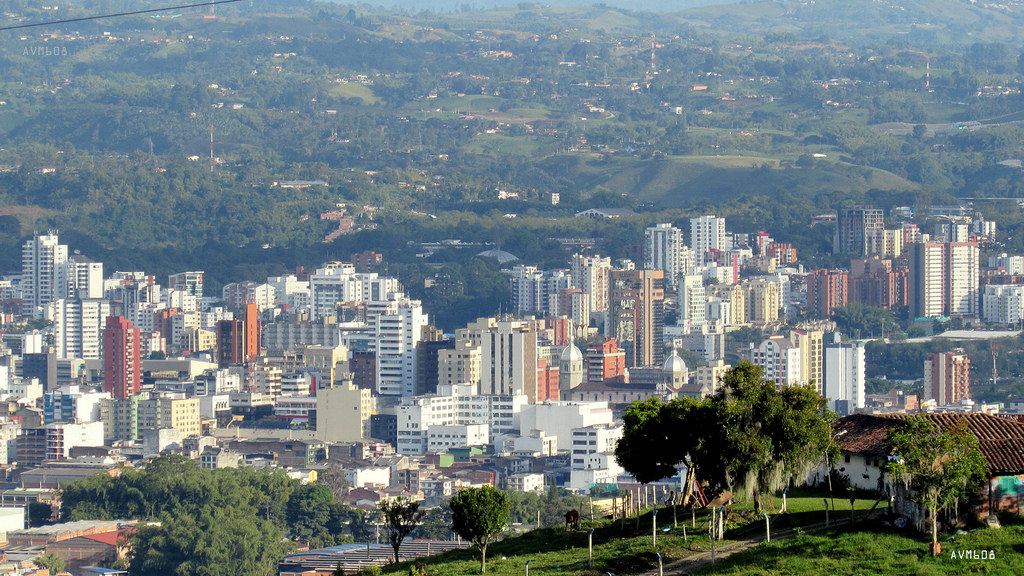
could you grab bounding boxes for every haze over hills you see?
[0,0,1023,289]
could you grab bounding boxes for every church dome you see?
[663,350,687,374]
[560,344,584,363]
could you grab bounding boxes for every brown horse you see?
[564,509,580,531]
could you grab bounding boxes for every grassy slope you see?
[382,489,888,576]
[558,154,919,208]
[692,521,1024,575]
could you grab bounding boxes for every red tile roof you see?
[833,413,1024,476]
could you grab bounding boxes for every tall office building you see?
[608,269,665,368]
[834,207,884,256]
[910,242,979,318]
[103,316,141,400]
[645,223,692,288]
[21,233,68,317]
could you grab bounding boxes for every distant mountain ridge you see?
[321,0,740,14]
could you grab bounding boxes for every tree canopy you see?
[884,416,988,555]
[615,362,836,511]
[61,455,366,575]
[379,496,425,563]
[449,486,511,573]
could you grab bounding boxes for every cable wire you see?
[0,0,245,32]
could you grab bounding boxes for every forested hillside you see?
[2,0,1024,304]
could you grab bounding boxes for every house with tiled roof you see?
[832,413,1024,520]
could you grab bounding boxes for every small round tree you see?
[379,496,424,563]
[449,486,510,573]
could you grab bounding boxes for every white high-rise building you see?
[367,295,428,396]
[22,233,68,317]
[46,298,111,359]
[690,215,728,258]
[678,274,707,329]
[480,319,539,401]
[749,336,801,387]
[645,223,692,288]
[570,254,612,316]
[910,242,979,318]
[947,242,980,317]
[309,262,401,321]
[267,274,311,312]
[59,256,103,300]
[824,336,865,416]
[509,265,571,315]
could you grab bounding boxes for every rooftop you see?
[834,413,1024,476]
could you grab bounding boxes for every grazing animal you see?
[564,509,580,531]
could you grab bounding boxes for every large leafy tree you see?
[710,363,835,510]
[449,486,511,573]
[615,362,835,512]
[615,396,711,505]
[884,416,988,556]
[379,496,425,564]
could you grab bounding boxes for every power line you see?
[0,0,245,32]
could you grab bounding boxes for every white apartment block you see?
[61,256,104,300]
[222,281,275,312]
[823,337,866,416]
[749,336,801,387]
[690,215,728,259]
[22,233,68,317]
[507,473,545,492]
[395,383,526,454]
[570,254,612,316]
[267,274,312,311]
[367,295,427,396]
[947,242,979,317]
[518,401,614,451]
[46,298,110,359]
[989,253,1024,275]
[645,223,693,288]
[570,423,622,468]
[678,274,707,329]
[426,424,489,453]
[309,262,401,321]
[508,265,571,315]
[982,284,1024,324]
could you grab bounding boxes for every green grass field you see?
[329,82,380,104]
[692,521,1024,575]
[380,489,895,576]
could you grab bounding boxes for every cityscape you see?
[0,0,1023,574]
